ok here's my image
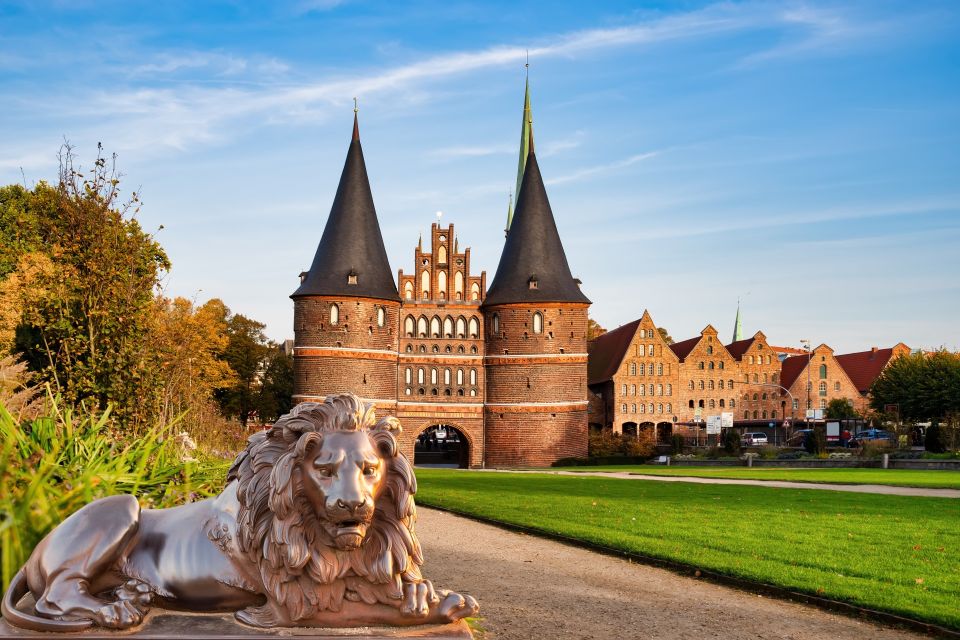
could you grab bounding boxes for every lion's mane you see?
[226,394,421,624]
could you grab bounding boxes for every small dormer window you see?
[528,275,539,290]
[299,271,308,284]
[347,269,358,286]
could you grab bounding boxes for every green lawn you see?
[415,469,960,630]
[549,466,960,489]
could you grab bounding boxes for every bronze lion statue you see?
[2,393,478,631]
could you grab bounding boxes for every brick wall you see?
[483,408,588,466]
[483,303,589,466]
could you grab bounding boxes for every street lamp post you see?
[733,381,797,446]
[800,339,812,424]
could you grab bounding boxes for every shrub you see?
[588,430,656,459]
[925,423,947,454]
[777,450,807,460]
[0,396,229,593]
[670,434,686,455]
[861,440,894,459]
[759,445,779,459]
[803,426,827,455]
[721,428,740,455]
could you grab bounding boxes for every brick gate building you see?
[291,98,589,467]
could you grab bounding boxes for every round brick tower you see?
[291,114,400,412]
[482,134,591,467]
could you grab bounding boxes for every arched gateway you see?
[414,424,470,468]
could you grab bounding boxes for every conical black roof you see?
[484,150,590,307]
[292,115,399,301]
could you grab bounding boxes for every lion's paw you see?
[94,600,144,629]
[401,579,439,618]
[116,579,153,606]
[437,590,479,622]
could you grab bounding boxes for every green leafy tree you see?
[5,145,169,432]
[216,312,270,426]
[256,346,294,423]
[870,351,960,422]
[825,398,857,420]
[0,182,55,279]
[657,327,674,345]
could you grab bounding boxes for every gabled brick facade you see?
[588,309,908,436]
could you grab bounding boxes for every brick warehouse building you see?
[291,102,590,467]
[588,308,909,441]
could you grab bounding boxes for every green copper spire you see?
[733,301,743,342]
[504,192,513,238]
[506,71,532,234]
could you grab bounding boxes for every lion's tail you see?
[1,568,93,632]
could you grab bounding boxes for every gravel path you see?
[417,507,929,640]
[481,469,960,498]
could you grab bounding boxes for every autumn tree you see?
[151,296,236,427]
[587,318,606,341]
[657,327,674,345]
[4,145,169,431]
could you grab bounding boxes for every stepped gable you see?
[292,114,399,301]
[483,147,589,306]
[588,319,642,385]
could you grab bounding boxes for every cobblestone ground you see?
[417,508,929,640]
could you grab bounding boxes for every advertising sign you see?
[721,412,734,429]
[706,415,721,435]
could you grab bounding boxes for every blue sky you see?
[1,1,958,352]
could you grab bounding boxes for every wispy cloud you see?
[429,144,513,159]
[129,51,290,78]
[584,196,960,242]
[3,2,895,158]
[547,151,660,185]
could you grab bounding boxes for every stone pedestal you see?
[0,612,472,639]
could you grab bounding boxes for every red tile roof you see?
[668,335,700,362]
[835,346,902,394]
[780,354,809,389]
[587,319,641,385]
[725,337,755,361]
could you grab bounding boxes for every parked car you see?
[740,432,769,446]
[786,429,813,447]
[850,429,894,446]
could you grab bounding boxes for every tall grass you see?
[0,396,230,592]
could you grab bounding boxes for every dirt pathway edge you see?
[418,502,960,639]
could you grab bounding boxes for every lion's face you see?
[297,431,387,551]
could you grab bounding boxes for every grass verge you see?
[549,466,960,489]
[415,469,960,631]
